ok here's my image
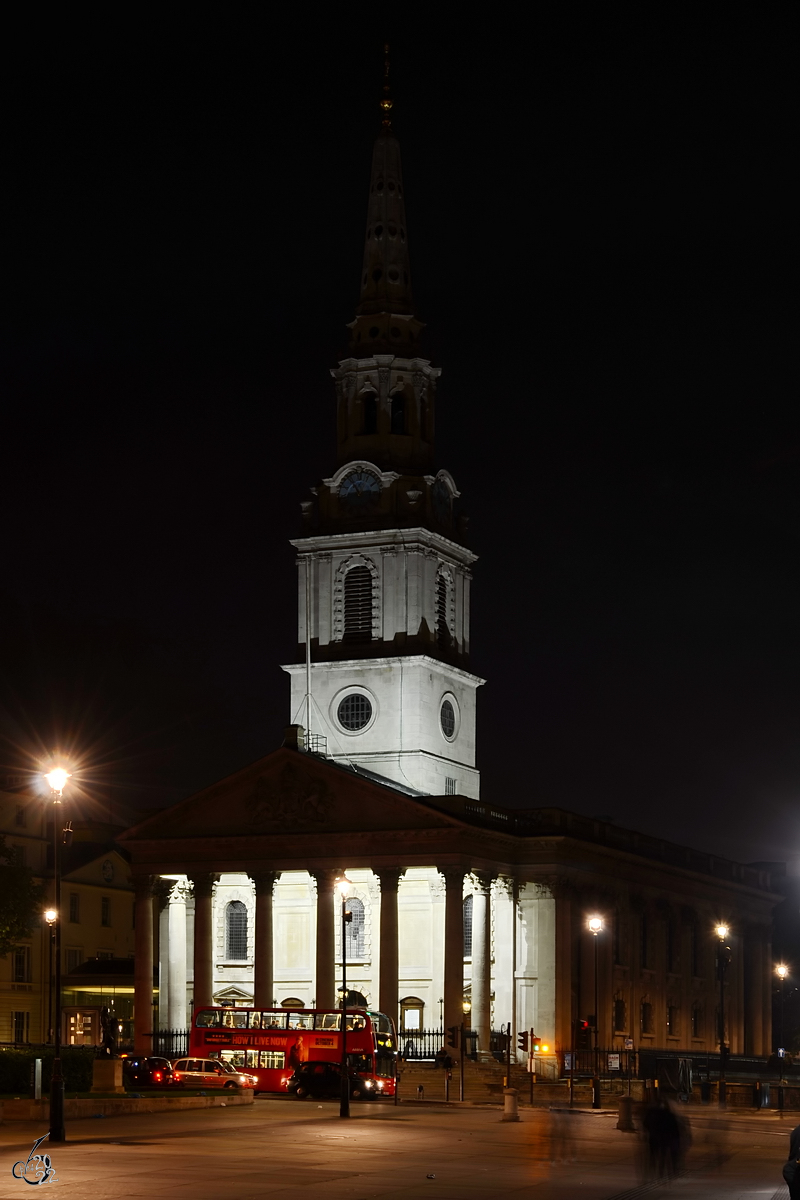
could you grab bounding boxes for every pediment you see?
[119,748,459,844]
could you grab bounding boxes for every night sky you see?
[3,17,797,868]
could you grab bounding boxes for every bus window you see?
[195,1009,221,1028]
[249,1013,261,1029]
[221,1050,245,1068]
[258,1050,286,1069]
[287,1011,312,1030]
[347,1053,373,1074]
[350,1015,366,1031]
[222,1009,248,1029]
[317,1012,340,1031]
[262,1012,286,1029]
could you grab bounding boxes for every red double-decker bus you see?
[189,1006,397,1096]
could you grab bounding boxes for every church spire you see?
[347,45,423,357]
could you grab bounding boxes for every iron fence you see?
[399,1028,478,1061]
[153,1028,188,1058]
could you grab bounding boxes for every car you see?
[171,1057,243,1089]
[286,1060,374,1100]
[121,1056,176,1088]
[219,1059,257,1089]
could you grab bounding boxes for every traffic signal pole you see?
[459,1023,465,1101]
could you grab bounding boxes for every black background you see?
[2,16,797,868]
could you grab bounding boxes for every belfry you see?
[284,74,483,800]
[119,64,778,1087]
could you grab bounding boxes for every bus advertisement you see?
[190,1006,397,1096]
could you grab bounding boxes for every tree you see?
[0,835,43,957]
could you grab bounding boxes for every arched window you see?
[344,566,373,641]
[344,897,365,960]
[436,571,451,648]
[463,895,473,957]
[362,392,377,435]
[400,996,424,1033]
[390,390,406,435]
[226,901,247,961]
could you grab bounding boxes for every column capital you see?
[437,866,466,891]
[187,872,220,899]
[133,873,157,898]
[469,872,494,895]
[310,868,342,896]
[375,868,403,892]
[251,870,281,893]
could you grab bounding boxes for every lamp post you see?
[45,767,71,1143]
[44,909,57,1045]
[336,875,352,1119]
[588,917,603,1109]
[715,924,730,1108]
[776,965,789,1056]
[588,917,603,1051]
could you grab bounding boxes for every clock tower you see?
[283,74,483,799]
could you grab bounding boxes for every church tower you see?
[283,66,484,798]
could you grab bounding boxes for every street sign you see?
[624,1038,634,1050]
[563,1052,573,1070]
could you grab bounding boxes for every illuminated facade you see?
[119,90,779,1067]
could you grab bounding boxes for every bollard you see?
[591,1076,601,1110]
[417,1085,424,1101]
[501,1087,520,1122]
[616,1095,635,1131]
[753,1081,761,1109]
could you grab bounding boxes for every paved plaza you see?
[2,1098,796,1199]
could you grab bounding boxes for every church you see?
[120,81,779,1070]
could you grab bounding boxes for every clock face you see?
[339,470,380,509]
[102,859,114,883]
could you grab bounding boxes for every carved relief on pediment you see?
[246,764,333,831]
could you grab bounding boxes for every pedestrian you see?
[784,1121,800,1200]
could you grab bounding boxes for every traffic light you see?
[531,1035,541,1053]
[447,1025,460,1049]
[576,1020,591,1050]
[517,1030,529,1052]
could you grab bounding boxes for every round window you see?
[440,699,456,739]
[338,693,373,731]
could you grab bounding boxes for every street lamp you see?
[588,917,603,1051]
[588,916,603,1109]
[715,923,730,1107]
[44,909,57,1045]
[45,767,71,1143]
[336,874,352,1119]
[776,965,789,1056]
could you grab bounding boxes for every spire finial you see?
[380,42,393,131]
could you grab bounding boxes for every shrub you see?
[0,1046,96,1094]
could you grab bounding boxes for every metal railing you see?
[399,1029,478,1061]
[153,1028,188,1058]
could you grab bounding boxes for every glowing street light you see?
[45,766,71,1142]
[715,922,732,1107]
[776,965,790,1056]
[335,873,352,1119]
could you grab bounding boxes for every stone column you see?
[312,870,339,1009]
[133,875,154,1055]
[168,881,188,1029]
[253,871,280,1009]
[439,867,465,1034]
[376,869,401,1024]
[471,874,493,1057]
[188,873,218,1011]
